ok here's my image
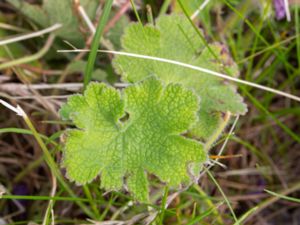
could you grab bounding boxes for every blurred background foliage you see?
[0,0,300,224]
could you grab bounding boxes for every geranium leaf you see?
[113,14,247,140]
[60,77,207,202]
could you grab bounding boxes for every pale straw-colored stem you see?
[0,24,62,46]
[57,49,300,102]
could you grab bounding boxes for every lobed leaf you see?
[113,14,247,141]
[60,77,207,202]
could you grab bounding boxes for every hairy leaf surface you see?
[60,77,207,201]
[113,14,247,140]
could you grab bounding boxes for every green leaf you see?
[105,14,130,50]
[113,14,247,140]
[7,0,99,45]
[43,0,83,44]
[7,0,48,27]
[174,0,219,38]
[65,60,107,81]
[60,77,207,202]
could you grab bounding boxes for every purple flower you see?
[274,0,286,20]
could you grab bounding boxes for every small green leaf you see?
[60,77,207,202]
[7,0,48,27]
[105,14,130,50]
[113,14,247,140]
[65,60,107,81]
[43,0,83,44]
[7,0,99,45]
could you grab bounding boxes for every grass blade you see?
[0,34,55,70]
[264,189,300,203]
[206,169,238,223]
[186,203,223,225]
[295,5,300,68]
[233,207,258,225]
[84,0,113,89]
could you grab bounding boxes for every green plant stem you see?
[193,185,224,225]
[295,5,300,68]
[179,0,300,143]
[177,0,221,61]
[84,0,113,89]
[159,0,172,16]
[14,156,44,183]
[264,189,300,203]
[100,196,116,220]
[83,185,101,219]
[0,128,57,145]
[0,34,55,70]
[186,204,222,225]
[244,181,300,223]
[245,1,270,81]
[221,0,253,34]
[237,35,298,64]
[222,0,296,73]
[0,194,101,203]
[233,207,258,225]
[244,91,300,143]
[21,112,94,218]
[14,144,61,183]
[206,169,238,223]
[146,4,154,25]
[42,174,56,225]
[0,127,63,183]
[204,112,231,151]
[158,185,169,225]
[130,0,142,25]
